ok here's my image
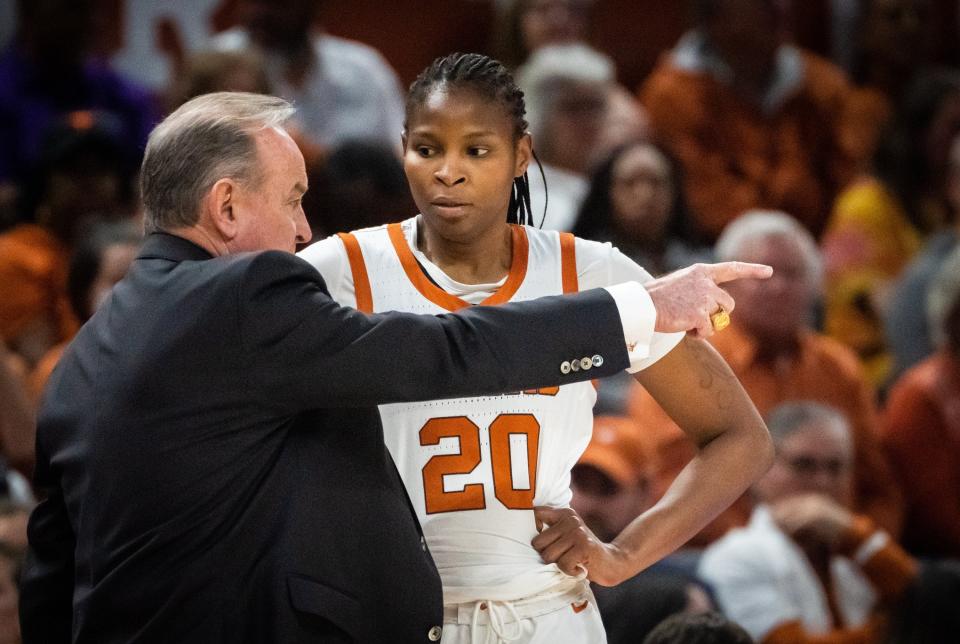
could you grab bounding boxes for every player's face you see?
[403,88,531,244]
[228,127,311,254]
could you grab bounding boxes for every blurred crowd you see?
[2,0,960,642]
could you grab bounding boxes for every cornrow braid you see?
[406,52,546,227]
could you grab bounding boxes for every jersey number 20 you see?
[420,414,540,514]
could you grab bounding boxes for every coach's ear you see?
[206,178,240,242]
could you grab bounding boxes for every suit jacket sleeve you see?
[19,440,75,643]
[240,251,630,410]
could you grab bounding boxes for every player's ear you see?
[515,132,532,178]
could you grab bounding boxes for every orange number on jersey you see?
[489,414,541,510]
[420,414,540,514]
[420,417,485,514]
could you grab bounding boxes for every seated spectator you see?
[517,43,615,230]
[0,0,158,221]
[824,71,960,386]
[572,416,716,643]
[881,246,960,558]
[594,86,651,165]
[573,140,710,275]
[885,125,960,381]
[0,116,137,368]
[643,611,752,644]
[28,221,142,405]
[213,0,404,152]
[700,402,918,643]
[639,0,858,242]
[630,211,903,544]
[493,0,594,70]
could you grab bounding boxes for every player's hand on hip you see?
[645,262,773,337]
[532,506,626,586]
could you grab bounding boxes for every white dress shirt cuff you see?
[603,282,656,370]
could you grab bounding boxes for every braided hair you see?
[405,52,545,227]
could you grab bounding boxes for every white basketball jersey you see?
[298,216,684,605]
[342,218,594,603]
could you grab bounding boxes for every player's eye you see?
[416,146,435,158]
[468,147,490,158]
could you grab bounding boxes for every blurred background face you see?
[860,0,928,73]
[609,143,674,242]
[755,421,855,507]
[570,464,649,542]
[521,0,592,53]
[238,0,319,49]
[724,234,815,342]
[541,80,607,174]
[704,0,782,87]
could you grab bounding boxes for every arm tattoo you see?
[688,338,734,411]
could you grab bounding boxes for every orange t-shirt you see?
[640,50,858,241]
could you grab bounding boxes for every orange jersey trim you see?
[559,232,578,294]
[386,222,529,312]
[337,232,373,313]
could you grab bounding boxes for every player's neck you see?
[416,218,513,285]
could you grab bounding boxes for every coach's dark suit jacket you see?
[20,232,630,643]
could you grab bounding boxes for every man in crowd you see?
[631,210,902,544]
[700,401,918,642]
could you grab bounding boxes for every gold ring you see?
[710,307,731,332]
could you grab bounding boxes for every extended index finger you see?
[705,261,773,284]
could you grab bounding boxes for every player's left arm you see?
[533,243,773,585]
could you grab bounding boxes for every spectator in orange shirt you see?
[0,117,136,367]
[630,211,903,543]
[639,0,859,242]
[881,246,960,558]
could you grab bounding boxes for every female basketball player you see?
[300,53,770,643]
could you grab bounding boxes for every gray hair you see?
[515,43,614,140]
[766,401,851,449]
[140,92,295,233]
[715,210,824,289]
[927,245,960,349]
